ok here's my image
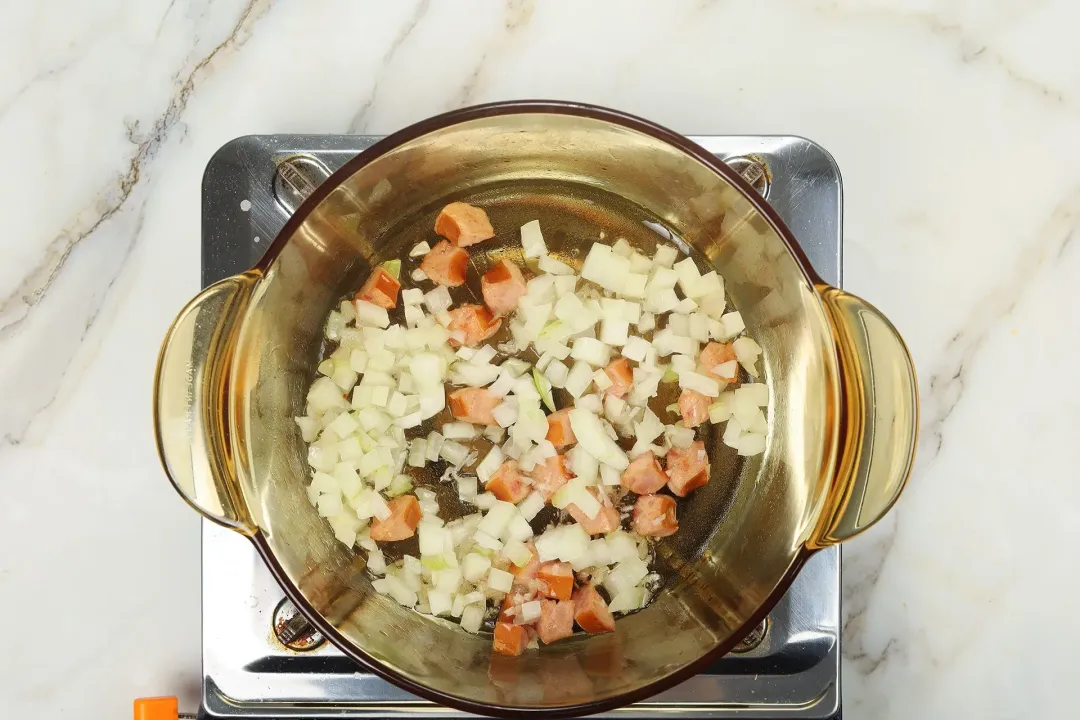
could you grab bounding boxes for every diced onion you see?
[521,220,547,258]
[569,408,628,470]
[461,604,484,633]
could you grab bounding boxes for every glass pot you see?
[154,102,917,717]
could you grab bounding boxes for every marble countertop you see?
[3,1,1078,718]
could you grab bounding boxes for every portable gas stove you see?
[196,134,843,719]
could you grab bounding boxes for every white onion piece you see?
[478,501,517,537]
[460,605,484,633]
[521,220,547,258]
[535,524,591,563]
[568,408,628,470]
[424,286,453,315]
[457,474,478,502]
[518,491,545,521]
[488,567,514,593]
[665,424,696,449]
[722,417,743,449]
[543,359,569,388]
[476,446,504,484]
[621,336,650,362]
[538,254,574,275]
[451,362,500,387]
[581,244,631,293]
[354,299,390,328]
[443,422,479,440]
[503,540,533,567]
[678,370,721,397]
[428,589,453,616]
[571,337,612,367]
[372,576,417,608]
[736,383,769,407]
[653,245,678,268]
[564,361,594,398]
[440,440,470,466]
[708,393,735,423]
[462,553,492,583]
[712,360,739,381]
[491,399,519,428]
[608,586,645,613]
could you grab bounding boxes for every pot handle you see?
[809,287,919,548]
[153,275,258,536]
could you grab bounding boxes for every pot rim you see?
[244,100,825,717]
[252,531,814,718]
[252,100,826,287]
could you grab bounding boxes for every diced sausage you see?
[573,584,615,633]
[354,266,400,309]
[447,304,502,347]
[602,357,633,398]
[435,202,495,247]
[420,239,469,287]
[537,599,576,645]
[493,618,529,656]
[666,440,710,497]
[448,387,503,426]
[700,342,738,382]
[567,488,620,535]
[536,561,574,601]
[528,454,573,501]
[678,388,710,428]
[486,460,531,504]
[545,408,577,449]
[632,494,678,537]
[620,451,669,495]
[369,495,422,541]
[482,259,528,316]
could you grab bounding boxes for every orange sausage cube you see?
[567,488,620,535]
[369,495,422,542]
[666,440,710,497]
[486,460,531,504]
[528,454,573,501]
[435,202,495,247]
[355,266,400,309]
[545,408,577,449]
[677,388,710,429]
[536,561,575,601]
[420,239,469,287]
[482,259,528,316]
[493,619,529,656]
[631,494,679,537]
[573,584,615,634]
[620,451,669,495]
[602,357,633,398]
[447,304,502,347]
[448,386,503,426]
[537,599,576,645]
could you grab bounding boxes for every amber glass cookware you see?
[154,102,917,717]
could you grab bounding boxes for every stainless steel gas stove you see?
[198,134,843,719]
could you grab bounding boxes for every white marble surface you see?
[2,0,1078,717]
